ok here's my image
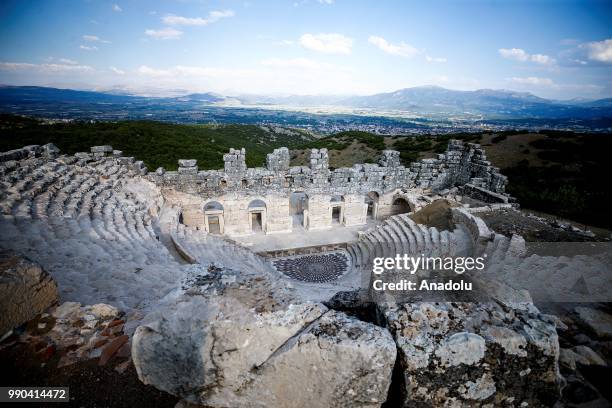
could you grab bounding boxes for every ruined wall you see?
[150,140,506,198]
[148,140,509,235]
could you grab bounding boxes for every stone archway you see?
[248,199,267,234]
[204,201,224,235]
[390,196,412,216]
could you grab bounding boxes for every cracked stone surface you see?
[0,250,59,335]
[380,301,562,407]
[132,265,396,408]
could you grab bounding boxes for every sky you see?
[0,0,611,99]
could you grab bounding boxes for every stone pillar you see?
[309,148,329,172]
[309,148,330,187]
[379,150,401,167]
[224,148,247,176]
[266,147,290,172]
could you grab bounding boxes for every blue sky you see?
[0,0,611,99]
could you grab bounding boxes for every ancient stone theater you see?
[2,140,608,407]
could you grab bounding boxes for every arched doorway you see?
[204,201,224,234]
[290,192,308,229]
[365,191,379,220]
[390,196,412,216]
[330,195,344,225]
[248,199,267,234]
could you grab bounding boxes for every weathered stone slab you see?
[132,266,396,407]
[0,250,59,335]
[178,159,197,168]
[90,145,113,153]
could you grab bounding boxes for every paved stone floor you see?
[231,220,380,252]
[272,252,349,283]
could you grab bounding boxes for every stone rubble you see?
[0,300,131,370]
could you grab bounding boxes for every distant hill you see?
[0,85,138,103]
[0,85,611,133]
[231,85,612,119]
[272,86,609,119]
[1,85,611,121]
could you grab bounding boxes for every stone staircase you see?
[347,213,472,268]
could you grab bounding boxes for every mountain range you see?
[1,84,611,121]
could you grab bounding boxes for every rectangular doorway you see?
[332,206,341,225]
[208,215,221,234]
[251,212,263,233]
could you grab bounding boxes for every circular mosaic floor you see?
[272,252,349,283]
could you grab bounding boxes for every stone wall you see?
[149,140,507,199]
[148,140,509,235]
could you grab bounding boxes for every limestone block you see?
[178,159,197,168]
[178,167,198,175]
[132,266,396,408]
[90,145,113,153]
[43,143,61,158]
[381,302,561,407]
[0,250,59,335]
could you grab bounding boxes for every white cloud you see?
[109,66,125,75]
[137,65,171,77]
[499,48,529,61]
[498,48,555,65]
[425,55,447,63]
[530,54,554,65]
[368,35,419,58]
[137,65,252,79]
[132,60,359,94]
[162,10,235,26]
[112,4,122,12]
[56,58,78,65]
[299,33,353,55]
[82,35,111,44]
[0,61,94,73]
[584,38,612,63]
[144,27,183,40]
[507,76,554,86]
[79,45,98,51]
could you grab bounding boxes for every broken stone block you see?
[0,250,59,335]
[178,159,197,168]
[132,266,396,407]
[177,166,198,175]
[90,145,113,154]
[380,302,561,407]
